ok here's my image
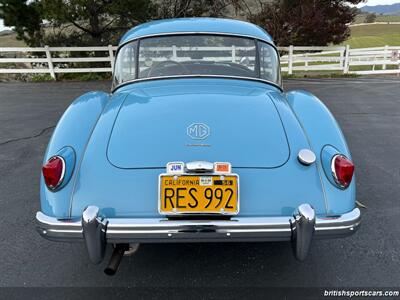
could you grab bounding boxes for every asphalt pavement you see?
[0,78,399,289]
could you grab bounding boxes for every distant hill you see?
[360,2,400,15]
[0,31,26,47]
[0,30,13,36]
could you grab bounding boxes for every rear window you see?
[113,34,280,88]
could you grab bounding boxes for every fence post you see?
[172,45,177,60]
[45,45,56,80]
[108,45,114,72]
[343,45,350,74]
[288,45,294,75]
[340,48,344,69]
[304,53,308,70]
[231,45,236,62]
[383,45,388,70]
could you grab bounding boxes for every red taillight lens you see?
[42,156,65,190]
[332,155,354,188]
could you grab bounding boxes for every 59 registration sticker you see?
[159,174,239,215]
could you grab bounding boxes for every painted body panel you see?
[40,91,109,217]
[120,18,273,45]
[107,81,289,168]
[39,79,356,219]
[69,79,328,218]
[286,91,356,215]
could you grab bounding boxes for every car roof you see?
[119,18,274,45]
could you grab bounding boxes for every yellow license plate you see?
[159,174,239,215]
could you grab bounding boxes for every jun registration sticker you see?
[166,162,184,174]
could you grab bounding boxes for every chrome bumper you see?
[35,205,361,263]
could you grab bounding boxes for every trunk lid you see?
[107,81,289,168]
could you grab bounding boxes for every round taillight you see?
[42,156,65,190]
[331,154,354,189]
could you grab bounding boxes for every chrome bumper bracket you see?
[291,204,316,261]
[82,206,108,264]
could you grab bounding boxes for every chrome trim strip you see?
[57,156,66,189]
[112,75,283,93]
[68,93,113,218]
[44,155,66,191]
[331,154,349,189]
[118,31,277,53]
[285,101,330,214]
[36,207,360,244]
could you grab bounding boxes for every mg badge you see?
[187,123,210,140]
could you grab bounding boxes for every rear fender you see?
[40,91,109,218]
[286,90,356,215]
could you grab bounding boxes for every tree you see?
[365,13,376,23]
[155,0,245,18]
[248,0,365,46]
[0,0,43,46]
[0,0,245,46]
[41,0,156,46]
[0,0,155,46]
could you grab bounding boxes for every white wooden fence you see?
[279,45,400,75]
[0,46,117,78]
[0,45,399,79]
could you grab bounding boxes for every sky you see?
[0,0,400,31]
[356,0,400,6]
[0,19,9,32]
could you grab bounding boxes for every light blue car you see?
[36,18,360,275]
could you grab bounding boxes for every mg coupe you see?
[36,18,361,275]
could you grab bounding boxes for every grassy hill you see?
[360,3,400,15]
[375,15,400,21]
[0,31,26,47]
[342,24,400,48]
[354,14,400,23]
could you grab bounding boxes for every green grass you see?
[282,72,359,79]
[353,14,400,24]
[58,72,111,81]
[342,24,400,48]
[353,15,367,24]
[376,15,400,22]
[349,64,400,72]
[31,74,55,82]
[350,24,400,36]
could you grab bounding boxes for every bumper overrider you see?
[36,204,361,264]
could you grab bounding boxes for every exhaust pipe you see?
[104,244,129,276]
